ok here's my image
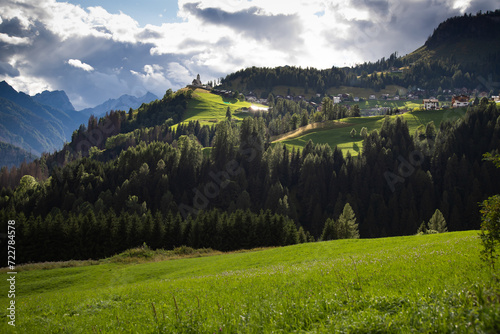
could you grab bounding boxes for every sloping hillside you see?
[182,88,267,125]
[0,97,66,156]
[275,109,465,156]
[2,231,498,333]
[0,142,37,168]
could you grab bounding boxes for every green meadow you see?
[181,89,266,126]
[1,231,499,333]
[343,99,423,111]
[277,109,466,156]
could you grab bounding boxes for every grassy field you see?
[181,89,267,126]
[344,99,423,112]
[277,108,466,156]
[1,231,499,333]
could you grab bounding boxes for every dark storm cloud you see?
[182,2,303,49]
[327,0,500,63]
[0,18,182,108]
[0,61,19,76]
[351,0,390,15]
[0,17,29,37]
[465,0,500,14]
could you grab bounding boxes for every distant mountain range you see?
[33,90,76,114]
[0,81,158,167]
[80,92,158,117]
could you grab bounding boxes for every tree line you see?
[0,208,309,264]
[1,100,499,264]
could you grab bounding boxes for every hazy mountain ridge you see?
[0,82,158,167]
[80,91,159,117]
[0,96,66,157]
[0,141,37,168]
[32,90,75,113]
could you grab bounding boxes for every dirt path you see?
[272,121,351,142]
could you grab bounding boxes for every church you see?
[192,74,202,86]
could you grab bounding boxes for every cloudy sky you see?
[0,0,498,109]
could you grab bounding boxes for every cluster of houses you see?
[188,75,499,113]
[423,95,500,110]
[212,89,236,99]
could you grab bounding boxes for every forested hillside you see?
[1,10,500,265]
[1,95,499,263]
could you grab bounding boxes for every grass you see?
[181,89,267,126]
[343,99,423,112]
[276,108,466,156]
[1,231,498,333]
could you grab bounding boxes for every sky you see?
[0,0,498,109]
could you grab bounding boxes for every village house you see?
[423,98,439,110]
[452,95,470,108]
[369,95,376,100]
[333,96,341,104]
[246,95,258,102]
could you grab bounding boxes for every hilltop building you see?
[188,74,211,90]
[192,74,202,86]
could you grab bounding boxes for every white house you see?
[423,99,439,110]
[354,97,360,102]
[333,96,341,104]
[452,95,470,108]
[369,95,376,100]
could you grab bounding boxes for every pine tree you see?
[338,203,359,239]
[427,209,447,233]
[320,218,338,241]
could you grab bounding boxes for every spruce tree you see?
[427,209,447,233]
[320,218,338,241]
[338,203,359,239]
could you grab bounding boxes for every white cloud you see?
[67,59,94,72]
[0,0,498,109]
[167,62,193,84]
[0,32,31,45]
[131,64,174,97]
